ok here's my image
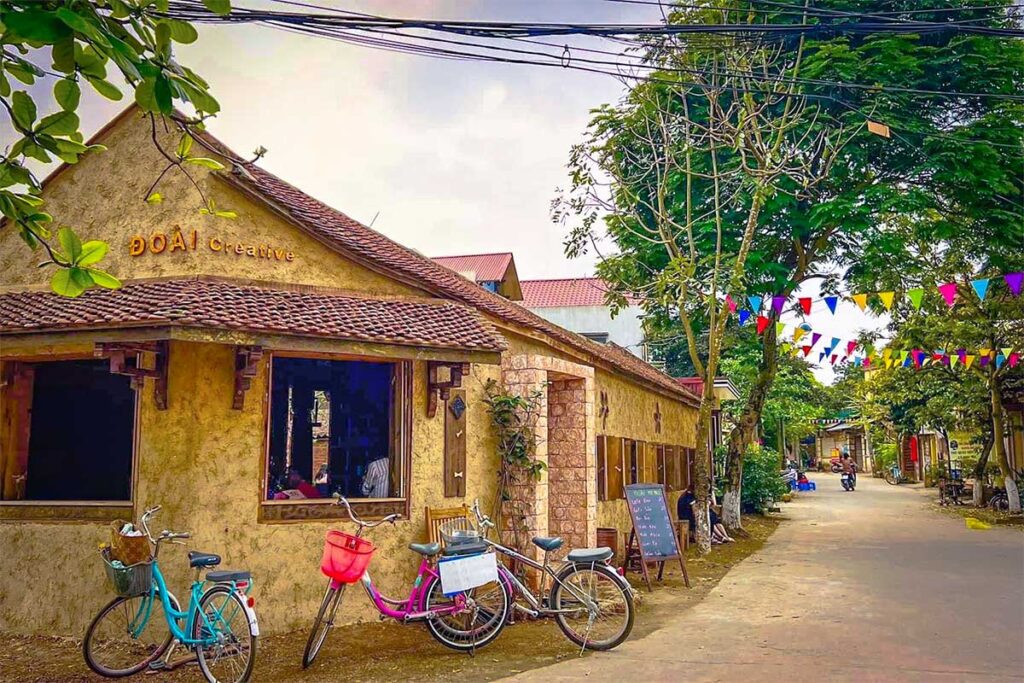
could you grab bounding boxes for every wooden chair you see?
[675,519,690,551]
[424,504,471,545]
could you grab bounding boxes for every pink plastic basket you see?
[320,530,375,583]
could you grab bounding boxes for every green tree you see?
[1,0,231,295]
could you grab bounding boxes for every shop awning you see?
[0,277,506,363]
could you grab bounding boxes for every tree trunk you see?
[990,378,1020,513]
[722,326,779,530]
[693,390,715,554]
[972,435,993,507]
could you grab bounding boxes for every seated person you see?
[709,505,734,544]
[273,468,322,499]
[677,485,696,533]
[360,456,390,498]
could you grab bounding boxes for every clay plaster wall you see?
[0,340,503,636]
[0,110,423,298]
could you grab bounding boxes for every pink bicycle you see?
[301,497,510,668]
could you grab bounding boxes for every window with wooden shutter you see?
[606,436,624,499]
[596,435,607,501]
[444,389,467,497]
[625,439,638,485]
[640,441,655,483]
[657,444,667,487]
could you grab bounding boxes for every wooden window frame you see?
[596,435,608,502]
[258,352,413,523]
[605,435,625,500]
[0,354,140,523]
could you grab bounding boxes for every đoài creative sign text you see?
[128,228,296,262]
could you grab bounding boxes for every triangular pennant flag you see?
[971,278,990,301]
[756,315,770,335]
[1005,272,1023,296]
[854,357,863,367]
[851,293,868,311]
[748,295,762,312]
[878,291,895,310]
[950,354,959,367]
[846,340,858,356]
[830,355,838,365]
[793,327,806,343]
[1010,353,1019,368]
[907,288,924,309]
[772,295,786,315]
[863,357,871,368]
[980,348,991,359]
[1001,347,1012,358]
[776,322,786,337]
[799,297,812,315]
[725,295,737,314]
[811,333,822,348]
[830,338,841,352]
[739,310,751,326]
[996,353,1006,368]
[902,353,912,368]
[802,345,812,357]
[885,358,894,368]
[818,351,827,363]
[979,355,991,367]
[938,282,957,307]
[964,354,976,369]
[883,348,892,362]
[824,296,838,314]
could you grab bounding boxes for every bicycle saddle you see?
[567,547,613,563]
[409,542,440,557]
[531,536,564,552]
[188,551,221,568]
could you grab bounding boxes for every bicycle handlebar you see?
[138,506,190,545]
[470,498,496,531]
[333,494,401,529]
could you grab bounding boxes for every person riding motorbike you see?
[840,453,857,490]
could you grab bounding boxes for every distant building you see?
[521,277,648,360]
[432,252,523,301]
[674,377,740,455]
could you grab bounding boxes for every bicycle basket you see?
[321,530,375,584]
[101,547,154,598]
[438,517,481,547]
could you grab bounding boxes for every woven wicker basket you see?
[109,520,151,565]
[101,548,153,597]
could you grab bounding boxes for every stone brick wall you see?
[547,377,589,558]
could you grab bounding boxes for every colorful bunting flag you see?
[950,354,959,367]
[830,355,838,365]
[907,288,924,310]
[938,282,957,307]
[883,348,892,362]
[846,340,857,356]
[979,355,991,367]
[1005,272,1023,296]
[996,353,1006,369]
[725,295,737,314]
[811,333,822,347]
[799,297,812,315]
[739,310,751,326]
[748,295,762,312]
[1010,353,1020,368]
[802,345,812,357]
[851,293,868,311]
[830,338,841,352]
[980,348,991,359]
[756,315,770,335]
[793,327,806,343]
[971,279,990,301]
[1001,347,1013,359]
[772,295,786,314]
[824,296,838,314]
[776,322,786,336]
[878,291,895,310]
[964,354,976,369]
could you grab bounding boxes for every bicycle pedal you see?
[147,661,168,671]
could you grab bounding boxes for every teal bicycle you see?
[83,506,259,682]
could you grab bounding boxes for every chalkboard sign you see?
[625,483,689,591]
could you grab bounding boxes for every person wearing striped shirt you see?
[361,457,390,498]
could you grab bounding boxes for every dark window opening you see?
[267,357,401,501]
[480,281,499,293]
[582,332,609,344]
[1,359,135,502]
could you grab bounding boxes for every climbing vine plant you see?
[482,378,546,552]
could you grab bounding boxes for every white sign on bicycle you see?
[438,552,498,595]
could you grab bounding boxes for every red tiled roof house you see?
[0,108,700,636]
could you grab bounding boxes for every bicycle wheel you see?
[302,580,347,668]
[83,590,179,677]
[191,585,257,683]
[422,572,509,652]
[550,563,634,651]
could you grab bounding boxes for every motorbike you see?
[840,469,856,491]
[829,457,842,473]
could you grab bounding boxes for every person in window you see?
[274,468,321,499]
[361,456,390,498]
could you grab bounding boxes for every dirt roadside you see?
[0,516,780,683]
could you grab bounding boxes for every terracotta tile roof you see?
[433,253,514,283]
[0,278,506,353]
[213,157,696,405]
[521,278,614,307]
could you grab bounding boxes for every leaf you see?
[11,91,36,130]
[185,157,225,170]
[85,75,123,100]
[146,192,163,204]
[54,78,80,111]
[36,110,80,136]
[134,77,159,112]
[51,268,87,297]
[57,226,83,262]
[154,75,173,114]
[214,209,237,219]
[177,133,193,159]
[55,7,96,37]
[51,37,77,73]
[155,21,171,59]
[86,268,122,289]
[202,0,231,16]
[77,240,108,266]
[167,19,199,44]
[2,9,71,42]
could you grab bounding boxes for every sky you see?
[26,0,879,381]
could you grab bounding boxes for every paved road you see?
[503,474,1024,682]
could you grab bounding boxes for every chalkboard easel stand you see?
[623,483,691,592]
